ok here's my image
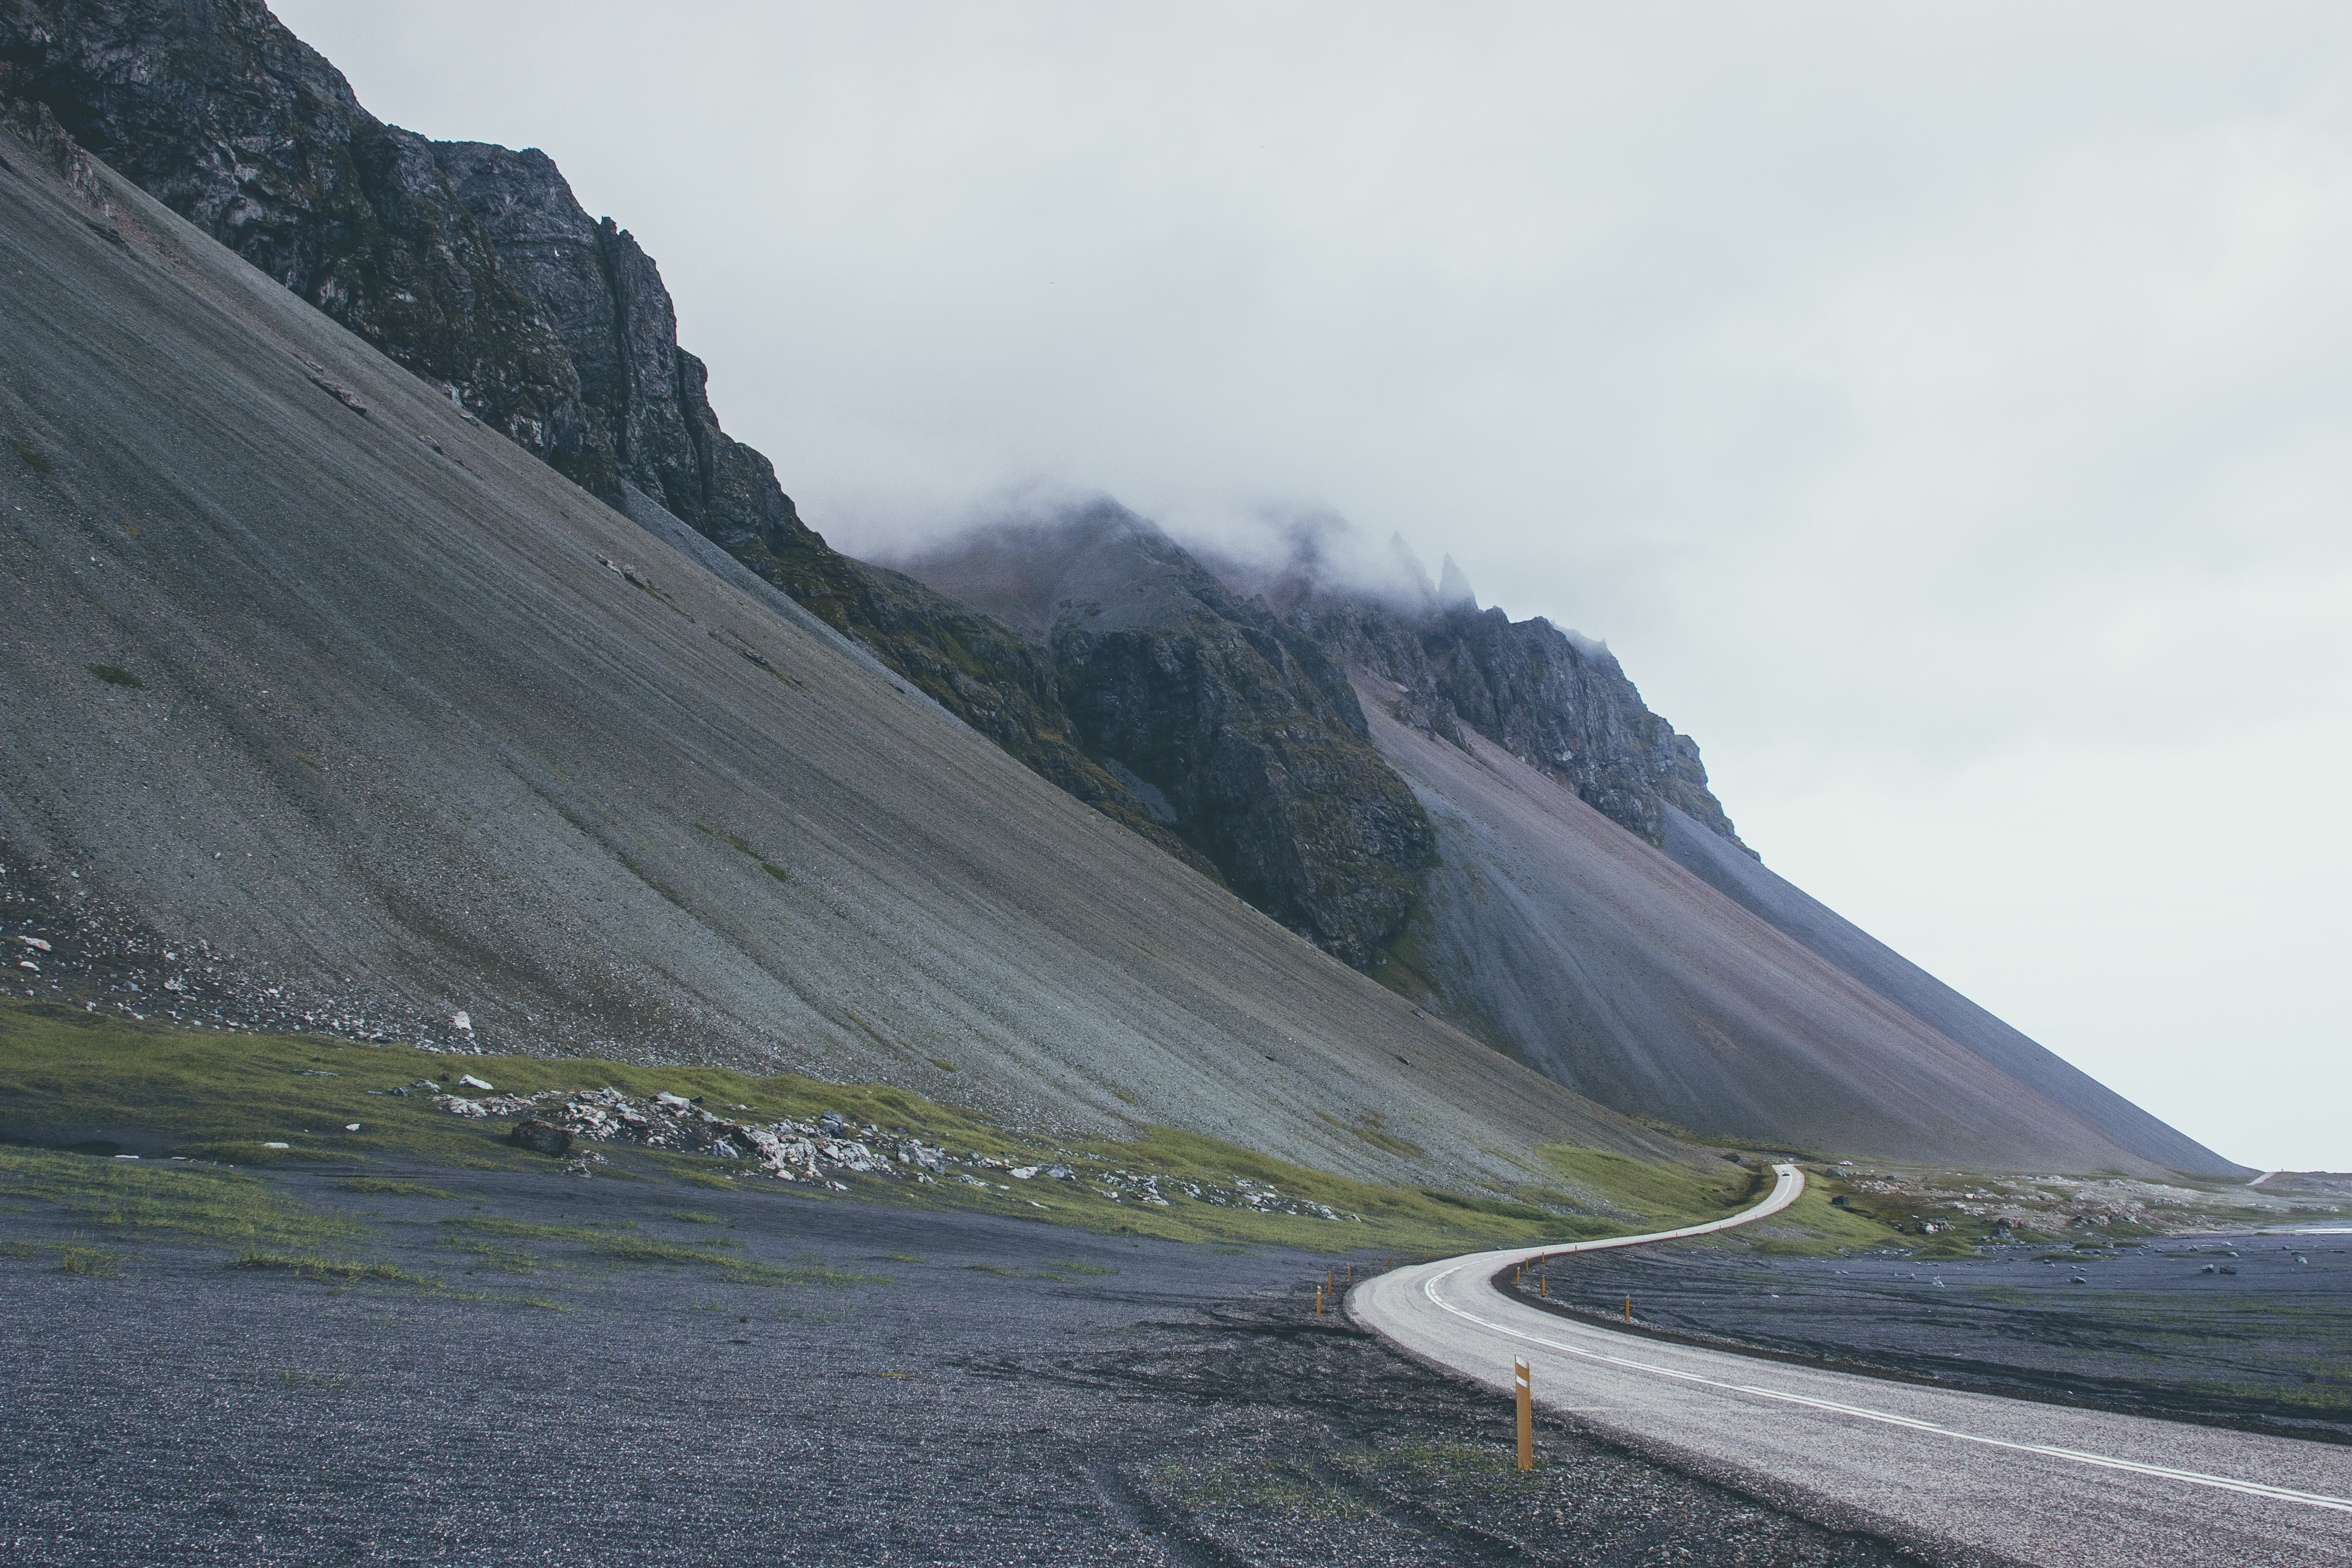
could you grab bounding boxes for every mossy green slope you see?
[0,1001,1753,1258]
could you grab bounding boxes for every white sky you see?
[278,1,2352,1171]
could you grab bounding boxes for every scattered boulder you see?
[458,1073,494,1091]
[508,1119,573,1155]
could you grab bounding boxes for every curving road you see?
[1351,1164,2352,1567]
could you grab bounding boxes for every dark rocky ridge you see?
[907,505,1437,967]
[899,518,2246,1175]
[0,0,1194,890]
[904,507,1755,964]
[0,0,796,559]
[426,141,797,557]
[0,0,616,496]
[1294,592,1750,855]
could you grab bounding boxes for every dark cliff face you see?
[0,1,800,560]
[734,519,1212,878]
[1301,596,1750,855]
[429,142,798,557]
[0,0,1195,914]
[905,508,1438,968]
[0,0,619,496]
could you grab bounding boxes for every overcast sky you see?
[279,1,2352,1172]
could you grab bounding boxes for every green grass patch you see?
[663,1210,723,1225]
[57,1243,122,1277]
[442,1216,629,1243]
[0,996,1848,1259]
[1536,1146,1754,1225]
[86,663,145,689]
[442,1216,873,1286]
[336,1179,457,1200]
[447,1239,544,1274]
[234,1250,432,1285]
[0,1143,359,1251]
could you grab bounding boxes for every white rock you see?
[15,935,51,951]
[451,1010,472,1032]
[262,1142,289,1149]
[343,1123,361,1132]
[1010,1166,1039,1180]
[458,1073,493,1091]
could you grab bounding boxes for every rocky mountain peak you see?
[1436,554,1478,610]
[902,505,1436,967]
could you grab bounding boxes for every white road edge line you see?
[1421,1162,2352,1516]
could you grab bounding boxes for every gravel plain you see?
[0,1157,1926,1566]
[1512,1234,2352,1442]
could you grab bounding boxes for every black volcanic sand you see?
[0,1162,1929,1566]
[1510,1238,2352,1442]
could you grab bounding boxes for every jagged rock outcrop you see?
[0,0,1187,873]
[1299,596,1750,854]
[428,141,797,555]
[734,521,1211,875]
[905,505,1436,966]
[0,0,619,495]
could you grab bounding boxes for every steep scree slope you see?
[906,520,2236,1175]
[1656,810,2241,1175]
[0,122,1670,1185]
[0,0,1189,877]
[1351,691,2241,1175]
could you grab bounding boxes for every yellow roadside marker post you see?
[1514,1357,1534,1471]
[1315,1282,1323,1317]
[1624,1295,1632,1322]
[1540,1273,1547,1298]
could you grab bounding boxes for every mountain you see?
[902,504,1433,966]
[0,107,1666,1187]
[895,514,2244,1176]
[0,0,2244,1176]
[0,0,1196,871]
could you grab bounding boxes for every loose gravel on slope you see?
[0,1158,1929,1566]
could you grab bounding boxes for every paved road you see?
[1351,1165,2352,1567]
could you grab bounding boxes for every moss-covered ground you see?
[0,998,1799,1266]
